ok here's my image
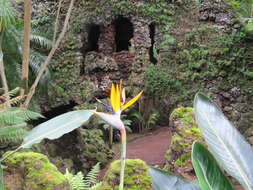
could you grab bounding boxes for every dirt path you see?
[99,127,171,179]
[114,127,171,167]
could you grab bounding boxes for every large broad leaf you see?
[194,93,253,190]
[149,167,200,190]
[21,110,94,148]
[192,141,234,190]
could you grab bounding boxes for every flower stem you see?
[119,127,126,190]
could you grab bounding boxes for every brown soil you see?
[99,127,171,179]
[114,127,171,167]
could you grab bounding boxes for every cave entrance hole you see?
[31,101,78,125]
[114,16,134,52]
[86,24,101,52]
[149,23,158,64]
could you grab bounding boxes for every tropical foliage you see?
[0,88,43,144]
[65,163,101,190]
[149,93,253,190]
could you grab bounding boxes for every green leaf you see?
[0,164,3,190]
[149,167,200,190]
[192,141,234,190]
[194,93,253,190]
[21,110,94,148]
[0,123,28,143]
[0,107,44,125]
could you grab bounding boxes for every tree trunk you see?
[23,0,75,108]
[20,0,32,98]
[0,33,10,107]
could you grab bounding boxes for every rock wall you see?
[40,0,253,133]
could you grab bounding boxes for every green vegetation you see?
[65,163,101,190]
[0,88,44,145]
[150,93,253,190]
[3,151,69,190]
[165,107,204,177]
[99,159,152,190]
[131,109,159,132]
[144,64,185,97]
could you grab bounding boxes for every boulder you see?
[165,107,204,180]
[98,159,152,190]
[3,151,70,190]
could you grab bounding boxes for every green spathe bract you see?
[149,167,200,190]
[194,93,253,190]
[192,141,234,190]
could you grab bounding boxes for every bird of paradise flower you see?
[95,81,143,190]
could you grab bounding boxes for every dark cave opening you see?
[86,24,101,52]
[32,101,78,125]
[149,23,158,64]
[114,16,134,52]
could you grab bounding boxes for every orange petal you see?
[110,83,116,111]
[115,84,121,111]
[122,91,143,111]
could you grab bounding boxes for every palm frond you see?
[131,111,145,123]
[30,34,52,50]
[0,0,16,32]
[29,50,51,85]
[147,112,159,127]
[0,123,28,143]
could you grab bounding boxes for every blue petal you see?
[96,98,115,113]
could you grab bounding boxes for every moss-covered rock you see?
[3,151,70,190]
[98,159,152,190]
[41,128,113,175]
[165,107,204,180]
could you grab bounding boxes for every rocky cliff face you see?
[38,0,253,132]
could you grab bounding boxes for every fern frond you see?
[83,162,100,189]
[1,87,20,97]
[90,182,102,190]
[65,169,85,190]
[65,163,101,190]
[0,123,27,143]
[0,107,44,125]
[9,96,23,105]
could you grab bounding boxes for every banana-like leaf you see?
[194,93,253,190]
[0,164,3,190]
[21,110,94,148]
[149,167,200,190]
[192,141,234,190]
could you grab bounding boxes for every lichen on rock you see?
[165,107,204,180]
[98,159,152,190]
[3,151,70,190]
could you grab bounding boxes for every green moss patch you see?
[98,159,152,190]
[3,151,69,190]
[165,107,204,180]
